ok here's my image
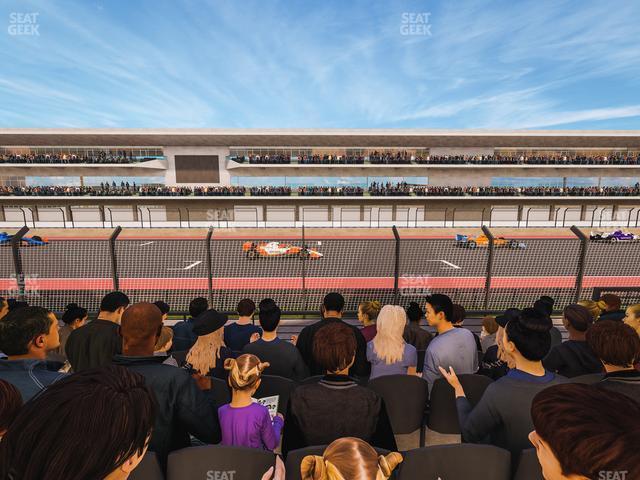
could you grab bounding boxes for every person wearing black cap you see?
[185,309,236,379]
[113,302,221,467]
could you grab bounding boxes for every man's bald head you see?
[120,303,163,354]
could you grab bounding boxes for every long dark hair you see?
[0,366,156,480]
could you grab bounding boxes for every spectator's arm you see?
[370,400,398,451]
[260,411,283,451]
[456,386,501,444]
[176,372,222,444]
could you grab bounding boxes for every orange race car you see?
[455,234,527,249]
[242,241,324,259]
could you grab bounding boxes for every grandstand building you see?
[1,128,639,226]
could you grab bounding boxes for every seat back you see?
[129,452,164,480]
[428,374,493,434]
[210,376,231,407]
[297,375,324,385]
[167,445,275,480]
[285,445,390,480]
[397,444,511,480]
[367,375,428,434]
[570,373,605,384]
[254,374,296,415]
[513,449,544,480]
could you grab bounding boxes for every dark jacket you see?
[171,318,198,352]
[243,337,309,381]
[282,374,397,456]
[597,369,640,403]
[0,359,66,402]
[543,340,603,378]
[403,323,433,351]
[65,319,121,372]
[478,344,509,380]
[296,317,370,378]
[599,310,626,322]
[113,355,221,464]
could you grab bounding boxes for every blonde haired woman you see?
[186,309,235,378]
[358,300,382,342]
[366,305,417,379]
[624,304,640,335]
[301,437,402,480]
[578,300,603,322]
[218,354,284,450]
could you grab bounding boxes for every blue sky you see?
[1,0,640,129]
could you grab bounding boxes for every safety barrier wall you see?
[2,226,640,313]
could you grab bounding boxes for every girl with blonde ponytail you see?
[300,437,402,480]
[367,305,418,379]
[218,354,284,451]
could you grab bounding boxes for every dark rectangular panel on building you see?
[175,155,219,183]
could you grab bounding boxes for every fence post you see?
[11,226,30,301]
[109,226,122,291]
[392,225,400,304]
[205,227,213,306]
[570,225,588,303]
[302,223,308,311]
[481,225,494,310]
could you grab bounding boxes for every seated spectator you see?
[283,322,397,456]
[452,303,483,360]
[543,304,602,378]
[48,303,87,363]
[66,291,130,371]
[403,301,432,351]
[529,383,640,480]
[224,298,262,352]
[587,320,640,402]
[422,294,478,388]
[153,300,170,322]
[0,366,156,480]
[479,309,518,380]
[218,354,284,450]
[186,309,235,379]
[0,306,65,401]
[0,297,8,320]
[172,296,208,352]
[296,292,370,379]
[0,379,22,439]
[358,300,382,342]
[113,302,221,465]
[597,293,626,322]
[623,303,640,335]
[534,297,562,347]
[154,326,178,367]
[439,308,567,457]
[243,298,308,381]
[578,299,603,322]
[480,315,499,352]
[300,437,403,480]
[367,305,417,379]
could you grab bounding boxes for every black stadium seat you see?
[570,373,605,384]
[397,444,511,480]
[210,376,231,407]
[167,445,275,480]
[513,448,544,480]
[129,452,164,480]
[367,374,429,446]
[254,374,295,416]
[428,374,494,434]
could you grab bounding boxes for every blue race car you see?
[0,232,48,246]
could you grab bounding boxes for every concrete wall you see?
[164,146,230,186]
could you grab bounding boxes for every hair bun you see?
[300,455,326,480]
[518,308,553,332]
[597,300,608,310]
[371,300,382,309]
[223,358,237,371]
[378,452,403,477]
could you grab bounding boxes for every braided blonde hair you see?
[186,328,225,375]
[224,354,269,391]
[300,437,402,480]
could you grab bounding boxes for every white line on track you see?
[168,261,203,271]
[139,241,154,246]
[425,259,461,270]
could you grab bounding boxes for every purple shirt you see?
[218,402,284,451]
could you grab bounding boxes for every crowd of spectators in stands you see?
[369,151,414,164]
[0,151,148,164]
[0,290,639,479]
[298,186,364,196]
[299,154,366,164]
[244,154,292,164]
